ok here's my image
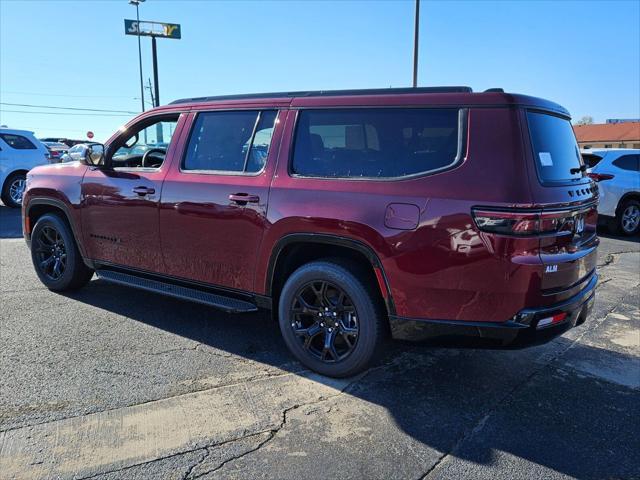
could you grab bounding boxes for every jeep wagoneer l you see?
[22,87,598,377]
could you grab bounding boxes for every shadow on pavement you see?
[63,279,639,478]
[0,205,23,238]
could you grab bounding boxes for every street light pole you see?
[412,0,420,88]
[130,0,146,112]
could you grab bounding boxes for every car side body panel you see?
[22,90,598,328]
[262,106,548,322]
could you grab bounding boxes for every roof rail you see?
[169,86,474,105]
[484,88,504,93]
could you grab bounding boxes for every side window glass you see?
[0,133,37,150]
[292,108,461,178]
[246,111,277,173]
[612,155,640,172]
[183,110,277,173]
[113,118,178,169]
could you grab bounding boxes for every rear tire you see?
[615,199,640,236]
[278,260,386,377]
[30,214,94,291]
[1,172,26,208]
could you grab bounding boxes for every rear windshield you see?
[582,153,603,169]
[292,108,463,178]
[527,111,584,183]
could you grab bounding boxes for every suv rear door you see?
[524,109,599,297]
[159,108,286,292]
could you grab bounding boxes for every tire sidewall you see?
[618,199,640,236]
[31,214,80,290]
[278,262,381,377]
[2,172,26,208]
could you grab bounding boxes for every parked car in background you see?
[43,141,69,163]
[40,137,91,148]
[583,149,640,235]
[60,143,102,163]
[22,87,599,377]
[0,128,50,207]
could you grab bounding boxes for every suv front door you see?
[159,109,285,292]
[81,113,187,273]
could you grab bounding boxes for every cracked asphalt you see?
[0,205,639,480]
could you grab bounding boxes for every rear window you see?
[582,153,603,169]
[292,108,464,178]
[527,111,584,183]
[0,133,37,150]
[183,110,277,173]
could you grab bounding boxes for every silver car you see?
[584,149,640,235]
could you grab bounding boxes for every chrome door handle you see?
[228,193,259,204]
[133,186,155,196]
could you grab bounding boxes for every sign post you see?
[124,19,181,108]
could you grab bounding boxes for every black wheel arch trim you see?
[616,192,640,214]
[265,233,396,315]
[25,197,93,267]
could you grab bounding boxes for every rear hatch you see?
[525,110,598,298]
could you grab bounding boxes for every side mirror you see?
[70,143,106,167]
[87,144,105,166]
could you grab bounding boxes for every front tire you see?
[30,214,94,291]
[278,260,386,377]
[1,172,26,208]
[616,199,640,236]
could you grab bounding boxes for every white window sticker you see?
[539,152,553,167]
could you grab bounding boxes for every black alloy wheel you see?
[30,214,94,291]
[278,260,386,378]
[290,280,359,362]
[34,225,67,281]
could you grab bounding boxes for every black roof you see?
[170,86,474,105]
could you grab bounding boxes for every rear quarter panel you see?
[263,106,539,322]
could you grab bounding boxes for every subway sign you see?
[124,19,181,39]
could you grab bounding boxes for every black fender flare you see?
[265,233,395,315]
[25,197,91,264]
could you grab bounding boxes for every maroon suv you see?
[22,87,598,377]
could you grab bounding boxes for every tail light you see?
[587,173,614,182]
[472,208,589,236]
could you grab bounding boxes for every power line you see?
[2,90,136,99]
[0,109,132,117]
[0,102,139,114]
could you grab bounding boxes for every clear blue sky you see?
[1,0,639,142]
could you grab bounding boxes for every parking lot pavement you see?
[0,204,638,480]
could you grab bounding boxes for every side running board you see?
[95,270,258,313]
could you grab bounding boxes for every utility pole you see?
[129,0,146,112]
[151,36,160,107]
[146,78,155,107]
[413,0,420,88]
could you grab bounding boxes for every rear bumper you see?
[390,273,597,346]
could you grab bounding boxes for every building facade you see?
[574,122,640,149]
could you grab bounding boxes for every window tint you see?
[582,153,603,169]
[527,111,583,183]
[0,133,37,150]
[183,110,277,173]
[292,108,462,178]
[612,155,639,172]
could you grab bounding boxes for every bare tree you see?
[575,115,594,126]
